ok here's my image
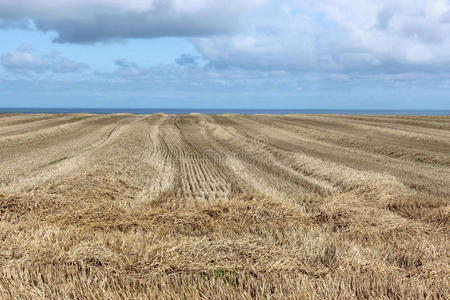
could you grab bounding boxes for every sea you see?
[0,108,449,116]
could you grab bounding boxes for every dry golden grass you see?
[0,113,449,299]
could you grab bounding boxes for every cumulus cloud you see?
[112,59,150,78]
[0,0,265,43]
[195,0,450,73]
[0,45,89,73]
[2,0,450,74]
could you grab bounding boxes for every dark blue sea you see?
[0,108,449,115]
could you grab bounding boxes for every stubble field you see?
[0,113,449,299]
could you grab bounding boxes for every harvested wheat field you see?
[0,113,449,299]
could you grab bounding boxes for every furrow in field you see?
[145,116,190,205]
[0,114,125,157]
[254,115,450,166]
[134,114,176,206]
[205,116,335,199]
[213,115,449,225]
[323,114,450,130]
[176,116,247,195]
[284,114,450,143]
[209,116,340,193]
[216,115,450,199]
[0,114,64,127]
[0,114,122,164]
[0,115,133,193]
[0,115,166,217]
[311,114,450,140]
[244,115,448,224]
[147,116,237,207]
[277,115,450,155]
[0,114,92,138]
[173,116,231,202]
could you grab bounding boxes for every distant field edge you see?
[1,107,450,116]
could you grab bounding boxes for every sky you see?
[1,0,450,109]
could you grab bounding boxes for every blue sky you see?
[1,0,450,109]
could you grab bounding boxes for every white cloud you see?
[1,0,450,74]
[0,45,89,73]
[112,59,150,78]
[0,0,266,43]
[195,0,450,72]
